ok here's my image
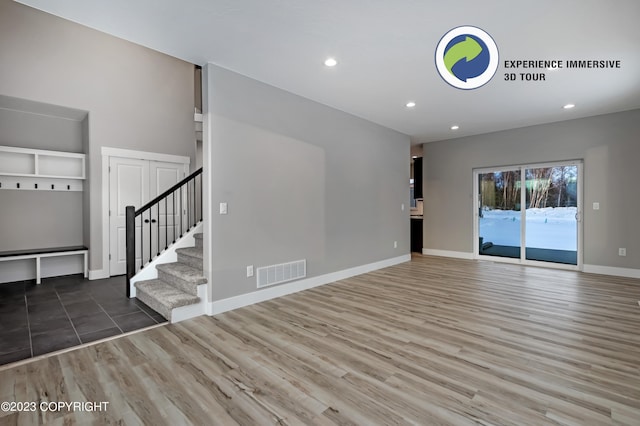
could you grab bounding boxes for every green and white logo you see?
[435,26,499,90]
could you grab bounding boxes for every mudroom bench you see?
[0,246,88,284]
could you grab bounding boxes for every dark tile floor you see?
[0,274,167,366]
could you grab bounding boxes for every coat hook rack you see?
[0,146,85,192]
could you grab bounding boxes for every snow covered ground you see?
[479,207,577,250]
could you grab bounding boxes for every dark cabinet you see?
[411,218,423,253]
[413,157,422,199]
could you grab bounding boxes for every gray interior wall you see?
[0,182,84,279]
[422,109,640,269]
[0,191,83,251]
[205,64,410,301]
[0,0,195,272]
[0,108,83,152]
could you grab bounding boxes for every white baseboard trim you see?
[421,249,474,260]
[583,264,640,279]
[205,296,214,316]
[89,269,109,280]
[209,254,411,316]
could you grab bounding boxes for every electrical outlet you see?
[394,241,398,248]
[619,248,626,257]
[401,203,405,211]
[246,265,254,277]
[219,202,228,214]
[593,202,600,210]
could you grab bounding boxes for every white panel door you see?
[109,157,149,276]
[149,161,184,257]
[109,158,186,276]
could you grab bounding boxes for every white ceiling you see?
[16,0,640,144]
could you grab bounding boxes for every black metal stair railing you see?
[125,167,202,297]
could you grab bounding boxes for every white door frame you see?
[473,159,583,271]
[100,147,190,279]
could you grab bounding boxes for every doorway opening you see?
[474,161,582,269]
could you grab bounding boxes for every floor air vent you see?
[257,259,306,288]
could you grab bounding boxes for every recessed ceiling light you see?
[324,57,337,67]
[450,125,460,130]
[563,103,575,109]
[406,101,416,108]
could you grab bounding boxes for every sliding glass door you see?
[525,165,578,264]
[478,169,521,259]
[475,161,581,269]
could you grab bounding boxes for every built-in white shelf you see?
[0,145,85,191]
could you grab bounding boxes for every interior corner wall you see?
[422,108,640,270]
[204,64,410,301]
[0,0,195,274]
[82,116,91,251]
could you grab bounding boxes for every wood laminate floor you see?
[1,255,639,425]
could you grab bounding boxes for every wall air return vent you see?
[257,259,306,288]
